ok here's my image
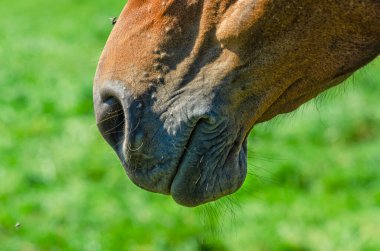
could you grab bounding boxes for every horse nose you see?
[94,83,144,155]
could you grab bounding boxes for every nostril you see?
[96,96,125,152]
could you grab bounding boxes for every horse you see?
[93,0,380,206]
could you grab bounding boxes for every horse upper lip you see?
[168,120,203,193]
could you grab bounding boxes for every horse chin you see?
[170,137,248,207]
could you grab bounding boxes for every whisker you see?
[95,109,124,125]
[110,138,125,152]
[102,119,125,135]
[129,142,144,152]
[129,118,141,134]
[103,130,125,136]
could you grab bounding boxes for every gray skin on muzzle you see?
[94,0,380,207]
[94,76,249,207]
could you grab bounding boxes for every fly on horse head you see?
[93,0,380,207]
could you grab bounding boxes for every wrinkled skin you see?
[94,0,380,207]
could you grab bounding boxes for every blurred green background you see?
[1,1,379,250]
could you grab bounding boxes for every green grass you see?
[1,1,380,250]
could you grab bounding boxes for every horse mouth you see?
[170,142,247,207]
[95,84,247,207]
[168,121,248,207]
[117,119,247,207]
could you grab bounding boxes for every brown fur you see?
[94,0,380,206]
[97,0,380,125]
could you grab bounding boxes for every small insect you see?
[15,222,21,229]
[109,17,118,26]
